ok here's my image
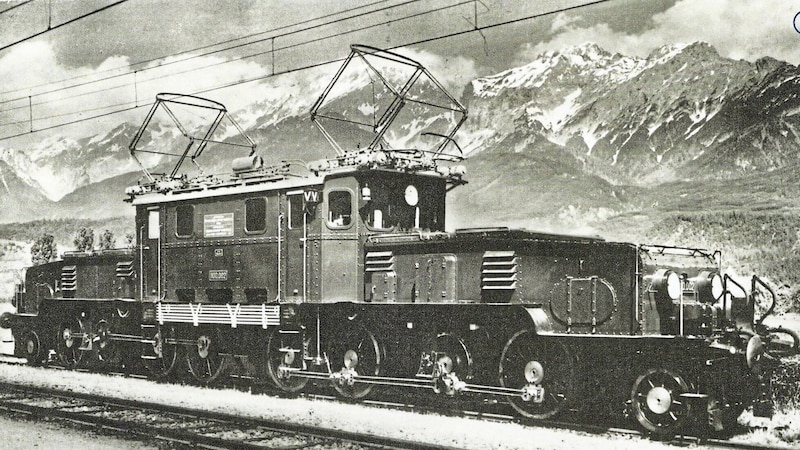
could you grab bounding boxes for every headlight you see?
[650,268,681,301]
[694,271,723,303]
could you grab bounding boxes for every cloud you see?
[517,0,799,65]
[394,46,479,97]
[0,41,278,141]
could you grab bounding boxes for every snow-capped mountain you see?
[0,122,181,201]
[460,42,800,186]
[3,41,800,227]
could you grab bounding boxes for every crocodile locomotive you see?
[3,45,797,436]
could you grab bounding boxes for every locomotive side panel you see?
[366,233,638,334]
[159,192,282,303]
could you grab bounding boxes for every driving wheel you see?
[94,318,118,366]
[327,326,383,399]
[630,368,691,436]
[144,325,181,379]
[22,330,44,366]
[186,328,227,384]
[56,320,85,368]
[499,331,575,419]
[266,327,308,392]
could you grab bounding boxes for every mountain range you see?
[2,41,800,234]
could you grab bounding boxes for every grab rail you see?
[752,275,776,327]
[722,274,746,324]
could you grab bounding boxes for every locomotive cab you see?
[351,172,446,233]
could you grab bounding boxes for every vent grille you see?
[365,251,394,272]
[481,251,517,290]
[116,260,135,278]
[61,265,77,292]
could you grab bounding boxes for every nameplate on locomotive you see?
[204,213,234,238]
[208,270,228,281]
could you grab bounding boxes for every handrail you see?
[752,275,776,327]
[722,274,747,325]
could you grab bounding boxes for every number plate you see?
[208,270,228,281]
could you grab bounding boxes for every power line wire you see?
[0,0,418,99]
[0,0,35,15]
[0,0,444,112]
[0,0,130,53]
[0,0,616,141]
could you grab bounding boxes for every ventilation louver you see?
[481,251,517,290]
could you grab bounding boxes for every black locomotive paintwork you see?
[3,46,796,437]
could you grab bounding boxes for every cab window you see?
[288,194,303,229]
[327,190,352,228]
[245,197,267,233]
[176,205,194,237]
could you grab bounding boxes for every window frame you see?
[288,193,304,230]
[244,197,268,234]
[175,204,194,238]
[326,189,354,230]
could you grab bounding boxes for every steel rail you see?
[0,358,794,450]
[0,381,462,450]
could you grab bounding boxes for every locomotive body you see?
[2,45,795,436]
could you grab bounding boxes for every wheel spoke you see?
[630,368,690,436]
[330,326,382,399]
[266,328,308,392]
[187,331,225,384]
[499,331,574,420]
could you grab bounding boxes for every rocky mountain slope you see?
[2,41,800,230]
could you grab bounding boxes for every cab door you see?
[283,191,315,302]
[139,205,163,301]
[319,179,361,302]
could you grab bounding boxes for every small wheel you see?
[22,330,43,366]
[144,325,181,379]
[266,327,308,392]
[56,320,84,368]
[94,318,117,365]
[327,326,383,399]
[631,368,691,436]
[499,331,575,419]
[186,328,227,384]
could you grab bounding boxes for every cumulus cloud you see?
[517,0,798,65]
[393,46,479,97]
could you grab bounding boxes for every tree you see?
[31,234,57,265]
[73,227,94,252]
[125,232,135,249]
[98,229,115,250]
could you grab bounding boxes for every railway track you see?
[0,357,795,450]
[0,381,459,450]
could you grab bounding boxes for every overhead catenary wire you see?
[0,0,420,100]
[0,0,448,116]
[0,0,130,54]
[0,0,35,15]
[0,0,616,142]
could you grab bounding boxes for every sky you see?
[0,0,798,148]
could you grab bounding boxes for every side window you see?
[327,190,352,228]
[176,205,194,237]
[245,197,267,233]
[288,194,303,229]
[147,209,160,239]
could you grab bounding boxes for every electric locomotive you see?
[3,45,797,437]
